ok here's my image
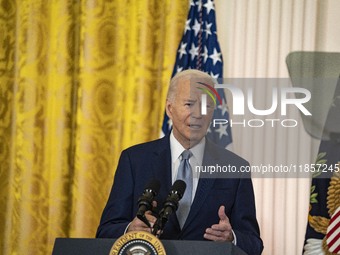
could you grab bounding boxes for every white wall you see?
[215,1,340,254]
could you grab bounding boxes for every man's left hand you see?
[204,205,234,242]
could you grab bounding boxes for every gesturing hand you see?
[204,205,234,242]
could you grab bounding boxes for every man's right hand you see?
[127,210,157,233]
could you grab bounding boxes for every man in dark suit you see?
[96,70,263,255]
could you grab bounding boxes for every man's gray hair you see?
[166,69,216,102]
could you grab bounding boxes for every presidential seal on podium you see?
[109,231,166,255]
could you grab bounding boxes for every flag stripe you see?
[327,226,340,246]
[326,213,340,238]
[326,199,340,253]
[333,241,340,253]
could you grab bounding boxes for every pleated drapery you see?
[0,1,188,254]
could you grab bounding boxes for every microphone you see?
[152,180,186,236]
[136,179,161,228]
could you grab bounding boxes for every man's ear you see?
[165,99,173,119]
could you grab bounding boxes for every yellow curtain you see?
[0,0,188,254]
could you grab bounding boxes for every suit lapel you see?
[182,178,215,230]
[181,139,217,231]
[151,135,172,195]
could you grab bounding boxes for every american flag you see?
[162,0,232,148]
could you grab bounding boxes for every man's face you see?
[166,77,215,149]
